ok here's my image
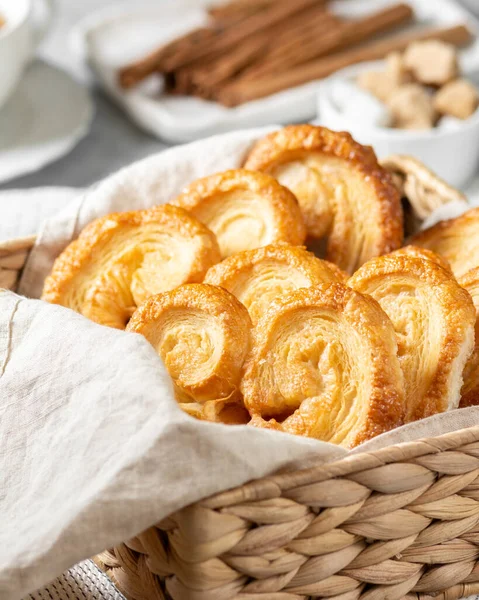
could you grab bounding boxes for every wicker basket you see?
[4,157,479,600]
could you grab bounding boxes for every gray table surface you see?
[1,0,478,192]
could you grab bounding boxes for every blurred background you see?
[1,0,479,192]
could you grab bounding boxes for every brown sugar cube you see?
[403,40,458,86]
[357,52,412,103]
[402,116,436,130]
[357,70,397,103]
[434,78,479,119]
[385,51,412,87]
[388,83,436,129]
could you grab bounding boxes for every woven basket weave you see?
[4,157,478,600]
[97,427,479,600]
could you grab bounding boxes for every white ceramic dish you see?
[73,0,479,144]
[0,61,94,184]
[317,59,479,189]
[0,0,55,110]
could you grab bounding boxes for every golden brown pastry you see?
[241,284,405,448]
[171,169,305,258]
[391,245,452,272]
[411,207,479,278]
[458,267,479,408]
[127,283,252,422]
[41,205,221,329]
[180,398,250,425]
[204,242,346,324]
[244,125,403,272]
[380,155,467,221]
[349,254,475,421]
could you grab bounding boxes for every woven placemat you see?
[25,561,126,600]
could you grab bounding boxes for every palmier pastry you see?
[244,125,403,272]
[171,169,306,258]
[458,267,479,407]
[204,243,346,324]
[127,284,252,422]
[41,205,221,329]
[349,254,475,421]
[390,245,452,272]
[412,207,479,278]
[241,284,405,448]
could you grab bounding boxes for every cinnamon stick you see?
[118,27,218,89]
[218,24,473,107]
[191,6,337,90]
[118,0,331,90]
[119,0,292,88]
[208,0,276,26]
[193,36,270,90]
[165,3,331,95]
[162,0,328,72]
[242,3,414,81]
[237,13,342,83]
[245,8,339,67]
[169,41,239,95]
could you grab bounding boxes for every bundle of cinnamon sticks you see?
[118,0,473,107]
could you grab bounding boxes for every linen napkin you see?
[4,126,479,600]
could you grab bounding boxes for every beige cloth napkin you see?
[3,127,479,600]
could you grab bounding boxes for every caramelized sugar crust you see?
[204,242,347,324]
[244,125,403,272]
[412,207,479,278]
[41,205,221,329]
[171,168,306,258]
[349,254,475,421]
[127,283,252,419]
[242,283,406,448]
[458,267,479,408]
[391,245,452,272]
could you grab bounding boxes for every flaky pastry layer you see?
[349,254,475,421]
[41,205,221,329]
[204,242,346,324]
[179,398,250,425]
[412,207,479,278]
[241,283,405,448]
[244,125,403,272]
[127,283,252,412]
[391,245,452,272]
[458,267,479,408]
[171,169,306,258]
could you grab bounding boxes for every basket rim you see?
[202,425,479,508]
[0,234,36,255]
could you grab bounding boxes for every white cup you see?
[0,0,55,110]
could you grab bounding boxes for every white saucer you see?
[0,61,94,184]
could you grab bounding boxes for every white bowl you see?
[317,60,479,189]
